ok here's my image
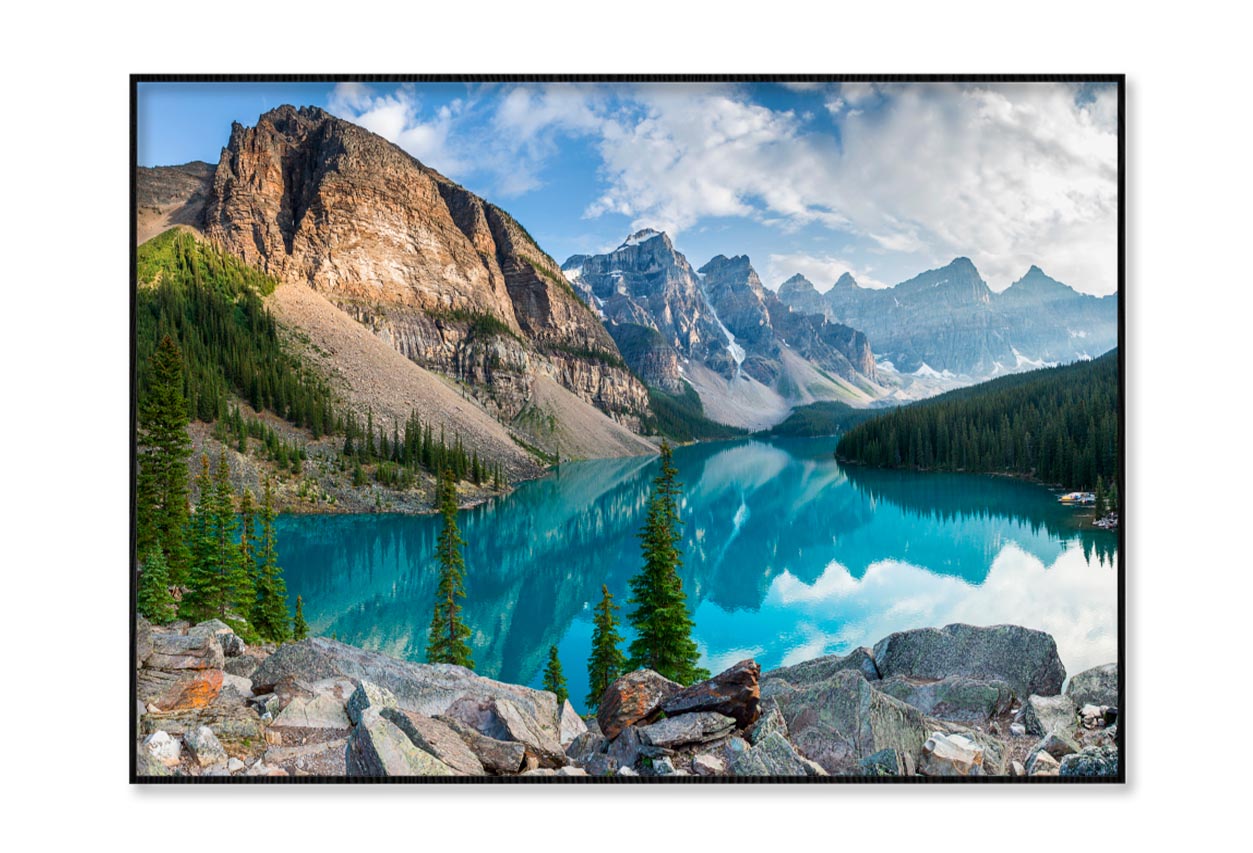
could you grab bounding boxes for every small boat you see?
[1058,491,1095,505]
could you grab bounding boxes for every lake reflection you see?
[278,437,1117,712]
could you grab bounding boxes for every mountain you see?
[563,232,882,430]
[776,273,826,317]
[780,258,1118,379]
[137,105,654,462]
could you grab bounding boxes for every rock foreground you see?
[135,619,1119,780]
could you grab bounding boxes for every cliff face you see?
[202,105,649,434]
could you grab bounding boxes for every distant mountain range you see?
[775,259,1117,379]
[563,230,881,430]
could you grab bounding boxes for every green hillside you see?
[836,350,1119,489]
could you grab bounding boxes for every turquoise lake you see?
[277,437,1118,713]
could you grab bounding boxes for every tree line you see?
[137,228,508,493]
[836,350,1119,491]
[137,335,304,643]
[425,440,708,709]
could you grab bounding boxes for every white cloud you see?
[326,83,471,176]
[764,252,888,291]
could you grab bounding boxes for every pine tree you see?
[292,595,309,641]
[585,584,627,711]
[136,335,192,583]
[137,549,177,625]
[543,645,569,706]
[627,441,708,685]
[182,455,223,622]
[252,477,292,642]
[426,468,474,668]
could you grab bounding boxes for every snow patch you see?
[913,362,956,379]
[619,229,662,248]
[1011,347,1058,370]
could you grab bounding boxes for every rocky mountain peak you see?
[618,228,667,250]
[833,271,861,290]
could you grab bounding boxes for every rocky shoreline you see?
[135,619,1119,780]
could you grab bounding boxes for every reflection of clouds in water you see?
[706,645,768,674]
[761,541,1117,677]
[691,442,791,500]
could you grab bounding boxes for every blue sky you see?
[138,80,1118,295]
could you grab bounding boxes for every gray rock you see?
[859,748,908,777]
[637,711,736,749]
[1026,749,1061,776]
[184,726,227,768]
[1066,663,1118,708]
[224,654,263,678]
[918,732,984,777]
[616,766,639,777]
[227,757,246,773]
[251,639,560,749]
[435,714,527,775]
[651,757,678,775]
[1011,760,1026,777]
[135,745,171,777]
[263,739,348,775]
[731,731,826,777]
[446,695,566,768]
[1018,694,1078,737]
[380,708,485,775]
[271,694,351,733]
[605,725,644,770]
[145,633,225,671]
[556,766,589,777]
[760,647,879,700]
[221,673,253,698]
[1032,730,1081,761]
[747,699,788,746]
[142,730,181,766]
[565,731,607,765]
[876,674,1014,723]
[873,624,1066,699]
[559,700,587,746]
[346,680,398,725]
[345,707,455,776]
[691,752,726,776]
[1059,745,1119,777]
[1009,722,1027,737]
[189,620,244,657]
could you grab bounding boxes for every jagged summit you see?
[618,228,666,249]
[832,272,861,290]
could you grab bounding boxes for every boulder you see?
[596,670,681,740]
[268,694,351,744]
[146,632,225,671]
[136,746,171,777]
[445,695,566,768]
[224,655,262,679]
[136,617,154,669]
[345,707,456,776]
[1009,722,1027,737]
[252,638,560,744]
[380,708,486,775]
[142,730,181,766]
[605,725,645,771]
[873,624,1065,699]
[435,715,526,775]
[772,669,932,775]
[748,699,788,745]
[760,647,879,699]
[565,731,607,766]
[221,673,253,698]
[141,689,266,760]
[184,726,228,768]
[152,669,224,712]
[227,757,246,773]
[859,748,912,777]
[650,757,678,776]
[691,752,726,776]
[637,712,736,749]
[1032,730,1081,761]
[190,620,245,657]
[731,731,826,777]
[346,681,398,725]
[876,674,1015,723]
[1059,745,1119,778]
[1066,663,1118,708]
[1018,694,1078,737]
[1026,750,1061,776]
[558,700,587,746]
[617,767,639,777]
[918,732,984,777]
[1079,704,1113,729]
[1011,760,1026,777]
[659,660,761,729]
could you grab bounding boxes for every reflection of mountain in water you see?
[277,436,1117,699]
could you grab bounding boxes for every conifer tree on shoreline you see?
[585,584,627,711]
[543,645,569,706]
[136,334,192,583]
[626,440,708,685]
[252,477,292,643]
[426,468,474,669]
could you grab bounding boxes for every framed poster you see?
[132,75,1123,782]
